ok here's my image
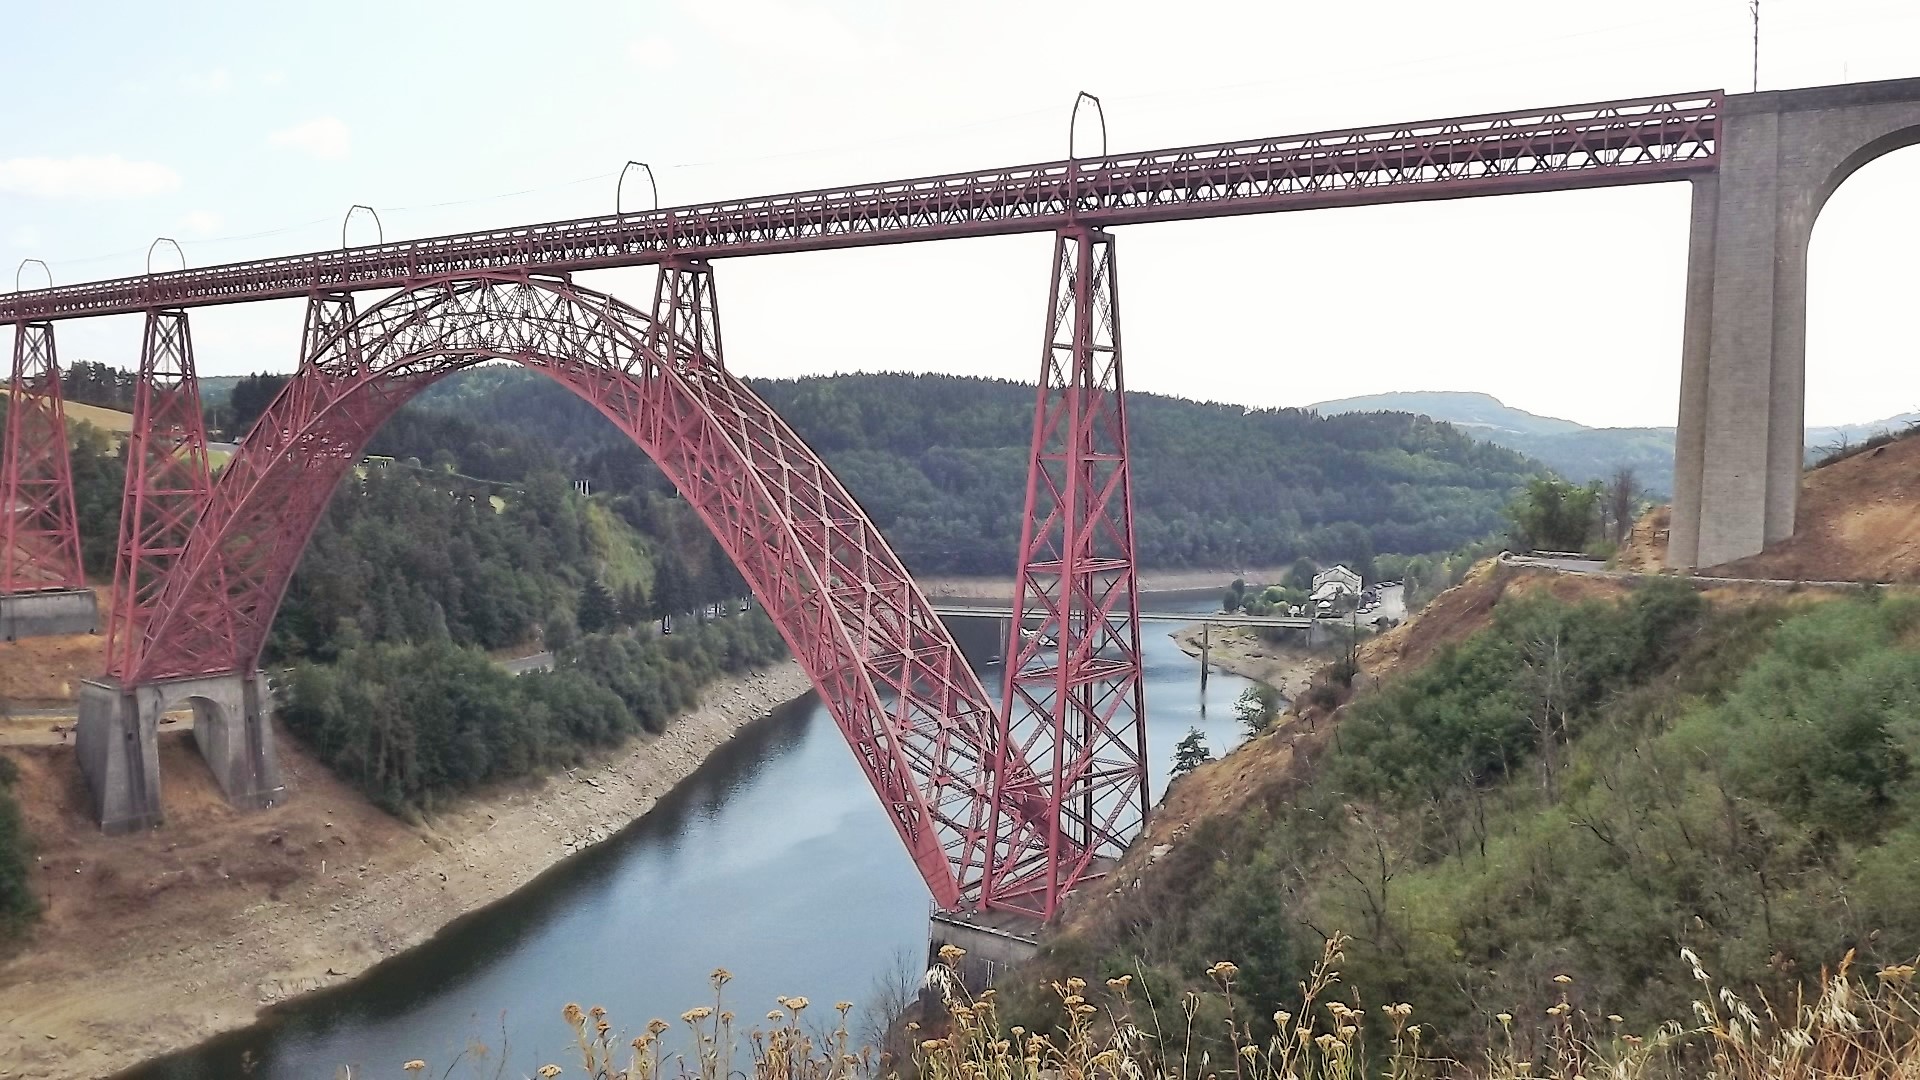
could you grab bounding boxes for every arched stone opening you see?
[1668,78,1920,570]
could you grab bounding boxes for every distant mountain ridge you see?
[1308,391,1920,497]
[1308,391,1587,438]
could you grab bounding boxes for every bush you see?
[280,613,788,813]
[0,756,36,938]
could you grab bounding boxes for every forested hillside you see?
[405,368,1539,576]
[1026,576,1920,1060]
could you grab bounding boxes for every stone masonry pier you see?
[76,671,284,833]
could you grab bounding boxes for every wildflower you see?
[1881,964,1917,983]
[682,1006,714,1024]
[1107,975,1133,991]
[590,1005,607,1019]
[1066,976,1088,992]
[597,1019,611,1036]
[647,1019,669,1036]
[922,1039,945,1052]
[1547,1003,1570,1018]
[1553,974,1573,985]
[1607,1014,1624,1024]
[1273,1011,1292,1027]
[1240,1045,1260,1060]
[1337,1025,1357,1039]
[1314,1033,1339,1051]
[836,1000,854,1013]
[768,1010,785,1022]
[712,968,733,987]
[1496,1012,1513,1025]
[538,1067,563,1079]
[1207,961,1241,982]
[787,996,810,1011]
[564,1003,584,1026]
[403,1063,426,1073]
[938,944,967,963]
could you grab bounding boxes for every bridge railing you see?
[0,90,1717,323]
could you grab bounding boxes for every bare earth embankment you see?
[0,661,811,1080]
[1166,625,1321,703]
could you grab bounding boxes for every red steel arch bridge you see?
[0,88,1718,920]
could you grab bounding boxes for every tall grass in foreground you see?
[393,938,1920,1080]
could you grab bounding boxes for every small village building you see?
[1310,564,1362,598]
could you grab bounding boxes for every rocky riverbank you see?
[1169,624,1324,704]
[0,661,812,1080]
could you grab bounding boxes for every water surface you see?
[125,595,1252,1078]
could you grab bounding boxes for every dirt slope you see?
[1709,434,1920,582]
[0,631,102,706]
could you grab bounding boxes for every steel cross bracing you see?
[0,91,1719,323]
[118,272,1066,910]
[988,229,1148,920]
[0,323,86,593]
[105,310,226,678]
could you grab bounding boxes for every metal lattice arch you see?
[126,271,1067,911]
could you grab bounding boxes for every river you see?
[122,595,1254,1079]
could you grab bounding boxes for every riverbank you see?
[0,660,812,1080]
[1169,624,1324,703]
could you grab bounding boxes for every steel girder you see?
[105,311,224,678]
[0,322,85,593]
[987,229,1149,922]
[121,272,1063,910]
[0,90,1721,323]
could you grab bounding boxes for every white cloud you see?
[627,36,678,70]
[0,155,181,199]
[268,117,351,161]
[182,210,223,235]
[183,67,231,94]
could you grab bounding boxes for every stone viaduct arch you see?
[77,271,1063,911]
[1671,77,1920,568]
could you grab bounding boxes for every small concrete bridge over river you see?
[1,76,1916,922]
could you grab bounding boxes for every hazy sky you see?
[1,0,1915,428]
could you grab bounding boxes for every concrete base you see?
[76,671,285,834]
[0,588,99,640]
[928,908,1041,995]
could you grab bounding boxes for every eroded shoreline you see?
[0,661,812,1080]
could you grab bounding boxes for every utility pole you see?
[1750,0,1761,93]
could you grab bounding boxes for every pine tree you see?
[1172,727,1212,778]
[577,578,619,634]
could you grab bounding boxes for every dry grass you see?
[390,938,1920,1080]
[0,388,134,436]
